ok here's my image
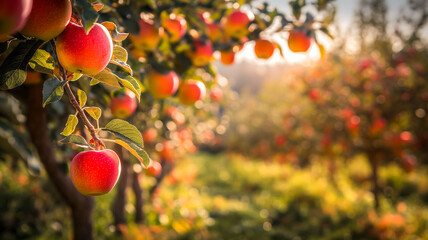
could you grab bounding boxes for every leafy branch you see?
[50,40,105,150]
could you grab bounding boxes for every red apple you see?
[160,140,174,161]
[147,70,180,99]
[70,149,121,196]
[0,0,33,40]
[146,160,162,177]
[110,90,137,119]
[143,128,157,143]
[254,39,275,59]
[56,22,113,76]
[275,134,286,147]
[220,51,235,65]
[224,10,250,38]
[178,80,206,105]
[210,86,223,102]
[206,22,222,42]
[20,0,71,41]
[288,30,311,53]
[161,14,186,43]
[130,19,162,51]
[187,39,214,66]
[308,89,320,100]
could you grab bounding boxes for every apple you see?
[147,70,180,99]
[110,90,137,119]
[400,153,417,173]
[70,149,121,196]
[143,128,157,143]
[0,0,33,40]
[206,22,222,42]
[164,106,186,125]
[210,86,223,102]
[129,19,161,51]
[224,10,250,38]
[161,14,187,43]
[178,80,206,105]
[146,160,162,177]
[288,30,311,53]
[220,51,235,65]
[254,39,276,59]
[308,89,320,100]
[187,39,213,66]
[56,22,113,76]
[275,134,286,147]
[24,70,42,85]
[369,118,386,135]
[160,140,174,161]
[20,0,71,41]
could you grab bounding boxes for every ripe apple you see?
[369,118,386,135]
[129,19,161,51]
[0,0,33,40]
[70,149,121,196]
[146,160,162,177]
[178,80,206,105]
[20,0,71,41]
[206,22,222,42]
[161,14,187,43]
[210,86,223,102]
[110,90,137,119]
[147,70,180,99]
[220,51,235,65]
[400,153,417,173]
[187,39,213,67]
[160,140,175,161]
[24,70,42,85]
[56,22,113,76]
[143,128,157,143]
[288,30,311,53]
[254,39,276,59]
[275,134,286,147]
[308,89,320,100]
[224,10,250,38]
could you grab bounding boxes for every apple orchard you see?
[1,0,428,239]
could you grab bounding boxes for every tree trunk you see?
[131,170,145,223]
[112,145,129,233]
[149,160,174,197]
[368,151,380,210]
[24,84,95,240]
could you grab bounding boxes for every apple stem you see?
[50,40,105,150]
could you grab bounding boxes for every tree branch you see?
[50,40,105,150]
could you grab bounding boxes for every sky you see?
[219,0,410,65]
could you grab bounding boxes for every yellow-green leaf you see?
[114,139,150,167]
[84,107,102,120]
[102,119,144,148]
[61,115,78,136]
[112,45,128,62]
[92,69,122,88]
[77,89,87,107]
[59,134,91,148]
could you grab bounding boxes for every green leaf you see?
[61,115,78,136]
[28,49,54,75]
[59,134,91,148]
[42,77,64,107]
[108,60,133,75]
[112,70,141,101]
[75,0,99,33]
[0,39,44,89]
[84,107,102,120]
[112,45,128,62]
[92,69,122,88]
[115,139,150,167]
[102,119,144,148]
[274,42,284,58]
[77,89,87,107]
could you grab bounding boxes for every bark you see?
[368,150,380,210]
[112,145,129,233]
[131,170,144,223]
[25,84,94,240]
